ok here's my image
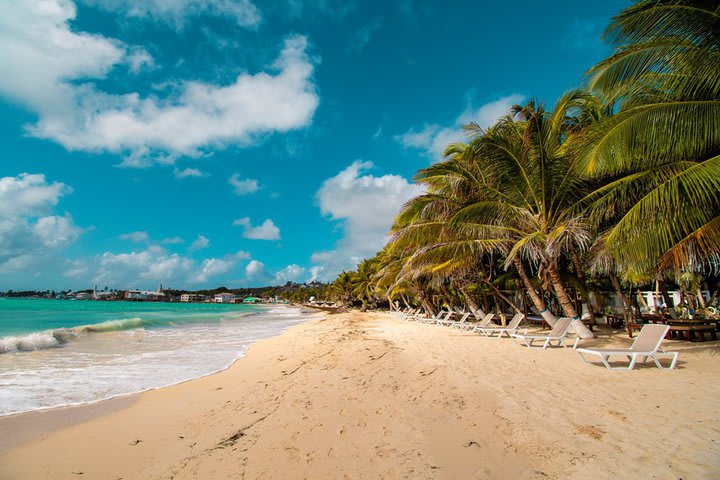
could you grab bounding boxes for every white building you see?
[181,293,208,302]
[214,293,236,303]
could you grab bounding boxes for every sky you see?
[0,0,629,291]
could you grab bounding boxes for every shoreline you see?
[1,311,718,479]
[0,305,320,450]
[0,303,313,418]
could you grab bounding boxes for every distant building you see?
[242,297,262,304]
[124,287,166,301]
[74,292,93,300]
[214,293,236,303]
[180,293,208,302]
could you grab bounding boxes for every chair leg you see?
[627,354,638,370]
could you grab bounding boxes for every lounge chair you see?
[510,317,578,349]
[401,308,420,321]
[437,312,470,328]
[575,324,679,370]
[467,313,497,333]
[475,313,524,338]
[425,310,455,325]
[393,307,410,318]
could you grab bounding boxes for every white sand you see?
[1,311,718,479]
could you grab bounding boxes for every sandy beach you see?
[1,311,718,479]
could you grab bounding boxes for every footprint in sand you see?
[575,425,605,440]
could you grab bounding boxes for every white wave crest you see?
[0,332,61,353]
[79,317,146,333]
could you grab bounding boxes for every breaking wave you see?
[1,317,153,354]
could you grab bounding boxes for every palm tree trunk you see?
[481,280,523,314]
[415,289,436,317]
[513,257,558,326]
[548,266,594,339]
[570,250,597,324]
[459,286,485,319]
[609,272,632,317]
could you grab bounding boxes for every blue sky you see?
[0,0,629,290]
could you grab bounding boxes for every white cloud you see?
[232,217,281,240]
[190,234,210,250]
[0,173,83,275]
[174,167,206,179]
[274,264,306,284]
[81,0,262,29]
[119,230,150,243]
[85,247,251,288]
[192,258,233,284]
[33,215,83,247]
[0,4,319,164]
[229,174,259,195]
[160,236,184,244]
[310,161,422,280]
[126,47,154,73]
[396,94,524,159]
[245,259,272,284]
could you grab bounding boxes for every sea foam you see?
[0,305,308,415]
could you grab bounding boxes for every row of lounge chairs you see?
[391,307,679,370]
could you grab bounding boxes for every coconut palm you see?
[439,95,605,337]
[579,0,720,278]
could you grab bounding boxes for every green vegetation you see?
[326,0,720,327]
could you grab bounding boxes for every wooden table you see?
[668,319,719,342]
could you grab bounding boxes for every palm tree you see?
[352,258,380,307]
[579,0,720,279]
[329,271,357,306]
[439,95,604,337]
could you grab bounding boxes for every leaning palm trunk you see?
[482,280,523,315]
[548,267,595,339]
[513,257,558,326]
[459,287,485,319]
[570,251,597,324]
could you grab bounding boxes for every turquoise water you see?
[0,297,259,337]
[0,299,310,415]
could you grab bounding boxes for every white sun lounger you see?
[393,307,410,318]
[575,324,679,370]
[425,310,451,324]
[466,313,497,333]
[401,308,420,321]
[510,317,578,349]
[475,314,524,338]
[437,312,470,328]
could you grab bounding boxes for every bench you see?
[669,324,717,342]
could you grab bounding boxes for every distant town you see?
[0,281,332,305]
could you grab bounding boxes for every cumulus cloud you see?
[274,264,306,284]
[80,0,262,29]
[174,167,206,179]
[396,94,524,160]
[229,174,259,195]
[244,259,274,285]
[79,247,251,288]
[232,217,281,240]
[160,236,184,244]
[0,3,319,165]
[119,230,150,243]
[310,161,422,280]
[0,173,84,275]
[190,234,210,250]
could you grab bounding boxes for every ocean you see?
[0,298,310,416]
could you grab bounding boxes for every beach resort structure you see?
[124,285,166,301]
[180,293,209,302]
[213,292,236,303]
